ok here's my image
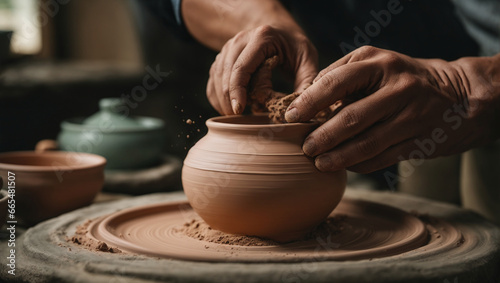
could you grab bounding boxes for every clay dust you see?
[69,220,121,253]
[174,216,345,246]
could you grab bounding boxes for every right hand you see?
[206,25,319,115]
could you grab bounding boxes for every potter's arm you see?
[181,0,303,51]
[181,0,318,115]
[141,0,318,115]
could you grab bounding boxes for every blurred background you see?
[0,0,393,190]
[0,0,218,156]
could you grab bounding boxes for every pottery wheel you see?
[2,190,499,283]
[87,199,428,262]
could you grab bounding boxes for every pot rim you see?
[0,151,107,172]
[206,113,318,130]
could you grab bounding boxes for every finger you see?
[294,49,318,92]
[313,45,383,83]
[221,43,247,114]
[206,76,222,114]
[229,40,279,112]
[313,53,353,83]
[302,86,398,157]
[213,53,234,115]
[285,61,381,123]
[313,119,413,172]
[346,139,418,174]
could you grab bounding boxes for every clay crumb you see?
[248,56,331,124]
[69,219,122,254]
[186,119,193,125]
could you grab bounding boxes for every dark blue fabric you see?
[141,0,499,60]
[140,0,190,39]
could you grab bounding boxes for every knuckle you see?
[339,109,361,131]
[396,74,421,91]
[318,73,339,92]
[315,127,335,147]
[356,45,379,56]
[232,59,248,74]
[230,32,244,42]
[254,25,274,36]
[356,136,379,155]
[228,84,243,94]
[222,62,234,74]
[403,74,420,88]
[381,52,403,68]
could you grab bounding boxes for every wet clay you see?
[79,198,429,262]
[248,56,332,123]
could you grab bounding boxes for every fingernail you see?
[315,155,333,172]
[285,107,299,123]
[231,99,242,114]
[303,137,317,156]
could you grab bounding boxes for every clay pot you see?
[57,98,166,170]
[182,114,346,242]
[0,151,106,225]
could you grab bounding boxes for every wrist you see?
[452,55,500,141]
[242,1,305,36]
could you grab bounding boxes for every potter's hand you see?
[207,25,318,115]
[285,46,500,173]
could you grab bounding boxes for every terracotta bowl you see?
[182,114,346,242]
[0,151,106,225]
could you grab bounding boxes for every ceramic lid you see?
[83,98,143,128]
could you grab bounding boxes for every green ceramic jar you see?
[58,98,166,170]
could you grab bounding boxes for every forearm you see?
[182,0,303,50]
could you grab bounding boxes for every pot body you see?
[58,117,165,170]
[0,151,106,225]
[182,115,346,242]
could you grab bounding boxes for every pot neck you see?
[205,115,318,142]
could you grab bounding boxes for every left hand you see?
[285,46,500,173]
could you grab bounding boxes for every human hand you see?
[285,46,500,173]
[206,25,318,115]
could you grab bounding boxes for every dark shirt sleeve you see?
[140,0,192,39]
[453,0,500,56]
